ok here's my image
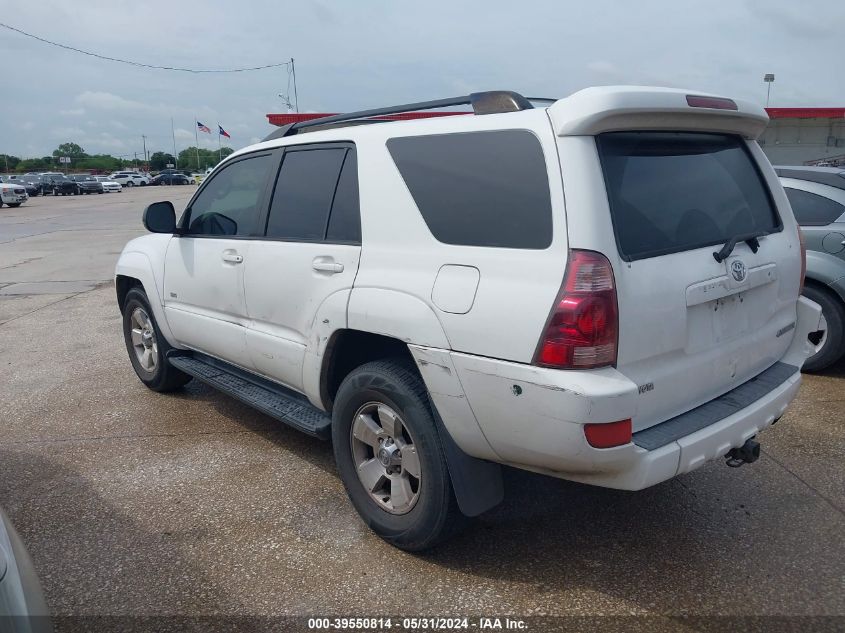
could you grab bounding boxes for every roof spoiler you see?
[549,86,769,140]
[262,90,535,141]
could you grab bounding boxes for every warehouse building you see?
[268,107,845,168]
[761,108,845,167]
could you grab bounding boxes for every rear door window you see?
[265,147,347,241]
[387,130,552,249]
[597,132,781,261]
[784,187,845,226]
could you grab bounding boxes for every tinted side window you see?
[387,130,552,249]
[326,151,361,243]
[265,148,346,240]
[784,187,845,226]
[187,154,273,236]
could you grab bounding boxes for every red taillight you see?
[798,226,807,293]
[685,95,738,110]
[534,250,618,369]
[584,419,632,448]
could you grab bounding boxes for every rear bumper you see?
[411,297,822,491]
[561,365,801,490]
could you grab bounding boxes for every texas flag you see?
[197,121,211,134]
[218,125,231,139]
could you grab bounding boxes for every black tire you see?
[126,181,134,187]
[802,284,845,372]
[7,203,20,208]
[332,359,465,551]
[121,287,192,392]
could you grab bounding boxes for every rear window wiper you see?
[713,231,764,263]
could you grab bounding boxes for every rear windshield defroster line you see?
[596,132,782,262]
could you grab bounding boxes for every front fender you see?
[806,250,845,303]
[115,246,179,347]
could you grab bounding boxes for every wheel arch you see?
[805,250,845,304]
[115,249,178,346]
[320,331,504,518]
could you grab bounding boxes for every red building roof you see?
[765,108,845,119]
[267,108,845,127]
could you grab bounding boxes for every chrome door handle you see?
[221,252,243,264]
[312,258,344,273]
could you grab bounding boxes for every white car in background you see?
[0,181,27,207]
[95,176,122,193]
[109,172,149,187]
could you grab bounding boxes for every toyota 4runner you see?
[116,87,823,550]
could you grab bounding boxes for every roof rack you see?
[263,90,535,141]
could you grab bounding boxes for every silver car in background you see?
[777,166,845,370]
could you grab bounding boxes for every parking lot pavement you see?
[1,190,844,623]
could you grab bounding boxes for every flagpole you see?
[194,116,200,171]
[217,123,222,163]
[171,117,177,170]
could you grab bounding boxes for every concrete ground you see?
[1,189,844,626]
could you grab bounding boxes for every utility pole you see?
[291,57,299,112]
[171,118,178,169]
[141,135,148,168]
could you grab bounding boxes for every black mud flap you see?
[429,400,504,517]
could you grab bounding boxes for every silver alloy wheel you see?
[815,312,829,353]
[129,307,158,373]
[350,402,422,515]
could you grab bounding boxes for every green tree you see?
[73,154,123,172]
[0,154,20,171]
[52,142,87,159]
[149,152,176,171]
[177,146,234,171]
[18,156,57,171]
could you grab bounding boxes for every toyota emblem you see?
[730,260,747,283]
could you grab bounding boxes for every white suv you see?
[109,171,149,187]
[115,87,822,550]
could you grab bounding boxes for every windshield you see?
[597,132,781,261]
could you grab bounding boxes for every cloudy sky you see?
[2,0,842,159]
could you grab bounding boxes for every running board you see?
[168,353,332,439]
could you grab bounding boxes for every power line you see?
[0,22,291,73]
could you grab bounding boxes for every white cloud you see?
[75,91,162,115]
[4,0,845,157]
[174,127,195,141]
[52,126,85,138]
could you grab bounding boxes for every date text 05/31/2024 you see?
[307,617,528,630]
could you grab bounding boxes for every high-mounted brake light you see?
[686,95,738,111]
[534,250,618,370]
[585,420,632,448]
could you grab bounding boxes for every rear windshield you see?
[597,132,781,261]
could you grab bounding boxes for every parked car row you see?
[0,172,132,197]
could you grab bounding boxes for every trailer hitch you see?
[725,437,760,467]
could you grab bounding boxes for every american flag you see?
[197,121,211,134]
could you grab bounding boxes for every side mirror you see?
[142,201,176,233]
